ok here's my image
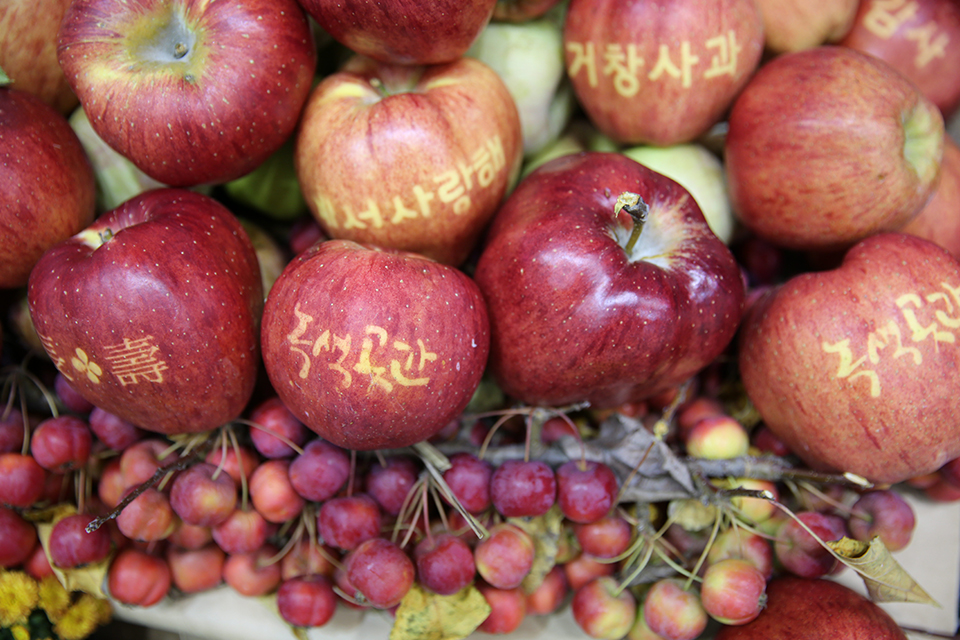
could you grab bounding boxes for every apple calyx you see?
[129,7,198,79]
[614,191,649,254]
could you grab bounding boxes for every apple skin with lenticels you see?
[294,54,522,267]
[27,188,263,435]
[260,239,490,451]
[738,232,960,484]
[56,0,317,187]
[473,151,744,409]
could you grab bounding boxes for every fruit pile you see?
[1,0,960,639]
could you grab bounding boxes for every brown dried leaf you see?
[827,536,939,607]
[390,583,491,640]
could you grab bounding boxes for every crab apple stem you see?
[369,77,390,98]
[614,192,649,254]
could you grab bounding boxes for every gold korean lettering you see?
[353,326,393,392]
[703,31,742,79]
[929,282,960,328]
[905,21,949,67]
[822,339,881,398]
[566,41,598,87]
[287,302,315,379]
[312,329,353,388]
[602,43,643,97]
[103,336,169,386]
[648,42,700,88]
[897,293,955,347]
[862,0,920,39]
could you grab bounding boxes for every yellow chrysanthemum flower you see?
[37,575,71,622]
[11,623,31,640]
[52,593,108,640]
[0,570,39,626]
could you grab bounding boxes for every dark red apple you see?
[715,576,907,639]
[0,86,96,289]
[725,46,945,251]
[57,0,317,187]
[295,54,523,267]
[260,239,490,450]
[840,0,960,119]
[738,232,960,484]
[298,0,497,65]
[28,189,263,435]
[473,151,744,409]
[562,0,764,145]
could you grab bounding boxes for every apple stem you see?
[369,77,390,98]
[615,192,649,254]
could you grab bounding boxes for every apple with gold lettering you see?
[900,135,960,259]
[295,55,522,268]
[27,189,263,435]
[56,0,317,187]
[839,0,960,119]
[562,0,764,145]
[473,151,744,409]
[738,232,960,484]
[260,239,489,451]
[726,46,945,252]
[298,0,496,65]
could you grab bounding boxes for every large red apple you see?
[473,151,745,409]
[715,576,907,639]
[0,0,79,114]
[738,232,960,484]
[294,55,523,267]
[0,86,96,289]
[726,46,945,251]
[298,0,497,65]
[260,239,489,451]
[839,0,960,119]
[28,189,263,435]
[900,134,960,258]
[562,0,764,145]
[57,0,317,188]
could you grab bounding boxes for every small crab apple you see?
[556,459,619,524]
[571,576,637,640]
[490,459,556,518]
[700,558,767,626]
[774,511,848,579]
[847,490,916,552]
[414,533,476,596]
[642,578,708,640]
[474,523,535,590]
[684,416,750,460]
[345,537,415,609]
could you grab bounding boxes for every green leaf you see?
[827,536,940,606]
[390,583,491,640]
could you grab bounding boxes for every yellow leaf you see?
[34,504,112,600]
[508,504,565,594]
[827,536,939,607]
[390,583,491,640]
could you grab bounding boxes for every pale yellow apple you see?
[756,0,859,53]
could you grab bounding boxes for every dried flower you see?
[0,571,39,627]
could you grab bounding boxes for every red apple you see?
[715,576,907,639]
[840,0,960,119]
[57,0,317,187]
[260,239,490,450]
[900,134,960,258]
[754,0,860,53]
[28,189,263,435]
[562,0,764,145]
[295,55,523,267]
[0,86,96,289]
[738,232,960,484]
[472,151,744,409]
[0,0,79,114]
[298,0,497,65]
[725,46,945,251]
